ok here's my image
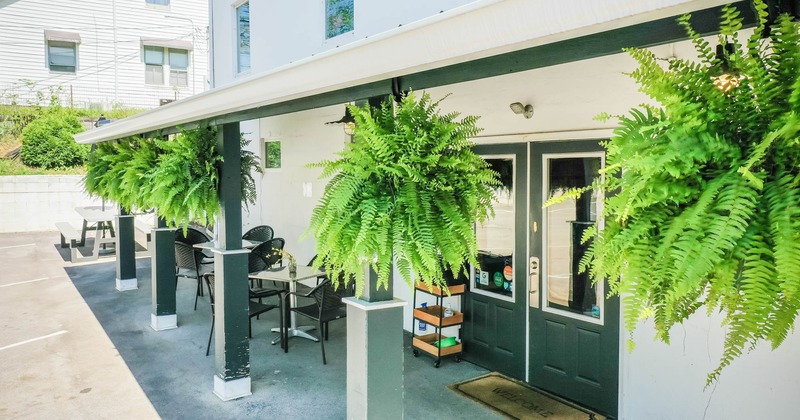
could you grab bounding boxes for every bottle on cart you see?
[444,303,454,318]
[419,302,428,332]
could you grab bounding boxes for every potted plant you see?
[84,125,262,229]
[308,92,499,297]
[561,0,800,383]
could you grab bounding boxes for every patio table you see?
[75,205,117,261]
[248,265,325,344]
[192,238,259,250]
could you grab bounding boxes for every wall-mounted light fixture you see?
[509,102,534,119]
[325,106,356,136]
[713,42,740,92]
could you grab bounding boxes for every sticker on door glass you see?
[479,270,489,285]
[493,272,504,287]
[503,265,513,281]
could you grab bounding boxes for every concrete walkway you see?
[0,232,159,419]
[0,231,504,419]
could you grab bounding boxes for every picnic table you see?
[75,205,117,261]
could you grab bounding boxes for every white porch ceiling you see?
[74,0,731,144]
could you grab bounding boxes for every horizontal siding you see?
[0,0,209,109]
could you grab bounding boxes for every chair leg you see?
[194,277,201,311]
[319,320,327,365]
[206,316,214,356]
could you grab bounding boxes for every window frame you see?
[168,49,189,87]
[47,40,78,73]
[143,45,165,85]
[145,0,170,8]
[262,139,282,170]
[325,0,355,40]
[235,1,251,74]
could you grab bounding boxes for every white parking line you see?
[0,330,68,352]
[0,277,54,288]
[0,243,35,251]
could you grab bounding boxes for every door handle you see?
[529,256,540,308]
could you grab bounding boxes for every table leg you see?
[79,219,88,247]
[270,280,318,344]
[91,223,105,260]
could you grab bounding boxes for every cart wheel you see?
[412,349,419,357]
[455,356,461,363]
[434,360,441,368]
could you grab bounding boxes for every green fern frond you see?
[577,0,800,384]
[308,91,498,296]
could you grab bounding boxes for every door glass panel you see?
[544,156,602,320]
[474,157,514,298]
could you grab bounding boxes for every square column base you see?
[344,297,406,420]
[116,277,138,291]
[151,314,177,331]
[213,375,251,401]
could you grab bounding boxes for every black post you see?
[150,216,177,331]
[211,122,252,401]
[115,206,138,291]
[216,124,242,250]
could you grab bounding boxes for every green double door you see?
[463,141,619,417]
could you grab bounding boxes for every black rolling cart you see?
[411,282,465,367]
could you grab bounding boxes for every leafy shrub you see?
[19,112,87,168]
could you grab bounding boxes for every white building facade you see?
[208,1,800,419]
[0,0,209,109]
[75,1,800,418]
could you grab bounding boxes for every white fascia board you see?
[75,0,729,144]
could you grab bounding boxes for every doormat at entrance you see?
[449,372,605,420]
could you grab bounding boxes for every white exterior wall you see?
[621,314,800,419]
[0,0,208,109]
[0,176,100,233]
[210,0,474,87]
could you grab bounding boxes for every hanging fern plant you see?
[308,92,499,296]
[570,0,800,383]
[84,125,262,229]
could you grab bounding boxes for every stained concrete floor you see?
[0,231,506,419]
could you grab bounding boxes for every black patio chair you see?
[174,241,213,310]
[283,278,347,364]
[204,273,280,356]
[250,237,285,268]
[248,240,288,315]
[307,254,354,296]
[175,226,214,261]
[242,225,275,243]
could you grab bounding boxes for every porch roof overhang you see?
[75,0,753,145]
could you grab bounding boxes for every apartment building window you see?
[44,30,81,73]
[326,0,354,39]
[146,0,170,6]
[236,2,250,73]
[144,46,165,85]
[141,38,193,86]
[169,49,189,87]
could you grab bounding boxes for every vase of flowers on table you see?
[274,249,297,275]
